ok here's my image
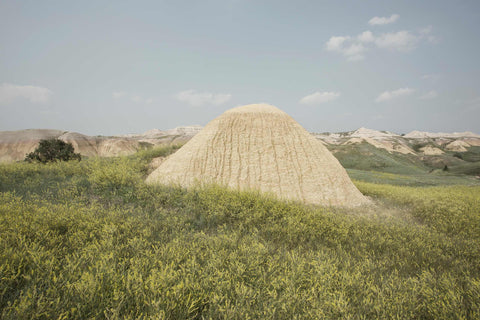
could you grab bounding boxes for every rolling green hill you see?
[328,142,480,186]
[329,142,427,175]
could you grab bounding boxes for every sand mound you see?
[343,137,414,154]
[419,146,444,155]
[146,103,369,207]
[445,140,470,152]
[351,127,399,139]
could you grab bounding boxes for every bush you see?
[25,139,81,163]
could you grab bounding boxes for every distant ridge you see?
[404,130,480,139]
[2,125,480,163]
[314,127,480,153]
[350,127,399,139]
[0,126,201,162]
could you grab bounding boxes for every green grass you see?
[459,146,480,162]
[347,169,480,186]
[1,145,480,319]
[446,161,480,176]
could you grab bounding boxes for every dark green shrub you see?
[25,139,81,163]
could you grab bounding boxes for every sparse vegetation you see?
[411,142,427,152]
[1,145,480,319]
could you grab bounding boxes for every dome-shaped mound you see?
[146,103,369,207]
[224,103,287,114]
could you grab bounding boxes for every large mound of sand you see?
[419,145,444,155]
[445,140,470,152]
[146,103,370,207]
[343,137,414,154]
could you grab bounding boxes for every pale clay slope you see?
[445,140,470,152]
[419,146,444,155]
[350,127,399,139]
[343,137,414,155]
[404,130,480,139]
[0,129,141,162]
[146,104,370,207]
[315,128,415,154]
[0,126,196,162]
[0,129,64,162]
[124,126,203,138]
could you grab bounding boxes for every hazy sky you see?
[1,0,479,135]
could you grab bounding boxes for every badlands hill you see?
[1,125,479,178]
[315,128,480,179]
[0,126,201,162]
[314,127,480,154]
[313,127,412,153]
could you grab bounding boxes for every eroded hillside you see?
[0,126,202,162]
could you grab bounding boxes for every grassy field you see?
[347,169,480,186]
[1,146,480,319]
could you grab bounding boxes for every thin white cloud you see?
[375,88,415,103]
[325,36,367,61]
[419,25,439,44]
[374,31,419,51]
[175,90,232,107]
[419,90,438,100]
[368,14,400,26]
[299,91,341,105]
[326,22,436,61]
[112,91,126,99]
[326,36,349,51]
[0,83,52,104]
[343,43,367,61]
[357,31,375,43]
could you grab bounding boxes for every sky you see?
[1,0,479,135]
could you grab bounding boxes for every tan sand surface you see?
[147,104,370,207]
